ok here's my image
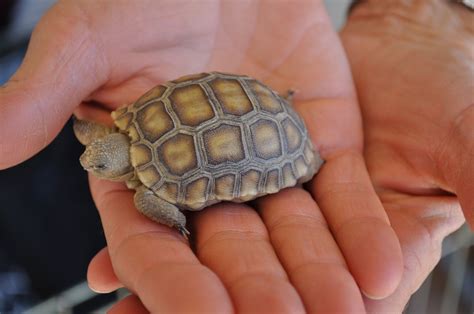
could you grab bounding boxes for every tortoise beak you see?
[79,154,90,170]
[79,151,92,171]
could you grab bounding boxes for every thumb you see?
[0,3,107,169]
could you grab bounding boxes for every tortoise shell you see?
[111,72,323,210]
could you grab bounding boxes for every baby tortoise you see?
[74,72,323,237]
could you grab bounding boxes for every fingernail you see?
[361,289,387,300]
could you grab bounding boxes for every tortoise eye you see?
[95,164,107,170]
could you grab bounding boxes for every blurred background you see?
[0,0,472,313]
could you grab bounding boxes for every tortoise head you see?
[80,133,133,180]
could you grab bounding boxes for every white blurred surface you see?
[324,0,352,29]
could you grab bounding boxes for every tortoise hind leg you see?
[73,116,115,145]
[134,186,190,239]
[284,89,296,105]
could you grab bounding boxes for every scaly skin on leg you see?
[73,117,115,145]
[134,186,190,238]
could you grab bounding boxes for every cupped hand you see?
[1,0,404,312]
[340,0,472,311]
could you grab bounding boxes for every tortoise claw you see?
[178,226,191,240]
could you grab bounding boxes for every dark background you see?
[0,1,106,311]
[0,118,105,297]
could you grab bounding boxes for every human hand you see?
[1,0,403,312]
[341,0,472,311]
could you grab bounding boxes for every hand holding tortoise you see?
[0,0,406,312]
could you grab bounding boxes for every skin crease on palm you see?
[0,0,470,313]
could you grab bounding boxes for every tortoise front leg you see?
[73,117,115,145]
[134,186,190,238]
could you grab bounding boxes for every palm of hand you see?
[74,1,351,107]
[1,1,407,313]
[341,3,471,311]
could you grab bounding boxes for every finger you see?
[366,195,465,312]
[89,177,233,313]
[194,203,305,313]
[87,247,123,293]
[296,93,404,299]
[311,149,404,299]
[257,188,366,313]
[277,21,405,297]
[248,4,403,296]
[0,3,107,169]
[108,294,149,314]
